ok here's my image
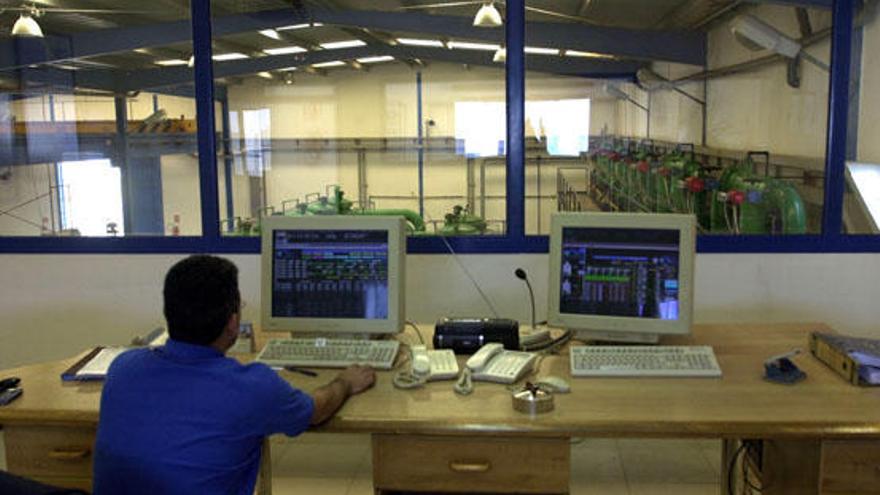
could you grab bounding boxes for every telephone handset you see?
[466,343,537,384]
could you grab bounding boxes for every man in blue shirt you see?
[93,255,375,495]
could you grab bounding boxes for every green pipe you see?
[353,208,426,232]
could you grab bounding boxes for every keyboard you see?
[570,345,722,377]
[257,338,400,370]
[427,349,460,381]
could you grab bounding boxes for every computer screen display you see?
[547,212,695,342]
[271,229,389,320]
[260,215,405,336]
[559,227,680,320]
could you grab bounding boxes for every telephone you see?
[466,343,537,384]
[411,345,460,381]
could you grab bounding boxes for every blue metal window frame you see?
[0,0,873,254]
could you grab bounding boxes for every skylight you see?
[258,29,282,40]
[263,46,307,56]
[213,53,249,61]
[447,41,501,51]
[312,61,346,68]
[155,59,189,66]
[396,38,444,47]
[357,56,394,63]
[320,40,367,50]
[276,22,323,31]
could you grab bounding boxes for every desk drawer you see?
[372,434,569,494]
[5,425,96,478]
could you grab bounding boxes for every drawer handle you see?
[448,460,491,473]
[48,448,91,460]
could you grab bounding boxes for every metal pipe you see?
[416,71,425,219]
[221,96,235,232]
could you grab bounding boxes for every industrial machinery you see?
[439,204,489,235]
[222,185,428,236]
[586,138,807,235]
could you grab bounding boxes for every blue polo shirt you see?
[93,339,314,495]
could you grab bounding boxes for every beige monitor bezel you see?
[547,212,696,338]
[260,215,405,336]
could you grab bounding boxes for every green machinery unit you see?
[588,140,807,235]
[222,185,493,236]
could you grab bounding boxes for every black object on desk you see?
[764,350,806,384]
[284,366,318,377]
[434,318,520,354]
[0,376,20,392]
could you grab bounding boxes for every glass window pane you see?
[845,4,880,233]
[212,3,506,237]
[526,3,830,236]
[0,6,201,236]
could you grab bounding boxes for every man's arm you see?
[310,364,375,425]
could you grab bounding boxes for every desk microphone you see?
[514,268,536,331]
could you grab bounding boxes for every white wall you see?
[858,5,880,163]
[1,253,879,369]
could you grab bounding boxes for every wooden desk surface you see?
[3,323,880,439]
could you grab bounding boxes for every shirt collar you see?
[160,338,224,360]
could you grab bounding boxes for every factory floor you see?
[0,432,724,494]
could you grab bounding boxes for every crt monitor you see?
[547,212,695,343]
[260,215,405,336]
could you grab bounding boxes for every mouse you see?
[535,376,570,394]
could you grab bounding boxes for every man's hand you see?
[337,365,376,396]
[310,365,376,425]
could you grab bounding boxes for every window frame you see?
[0,0,871,255]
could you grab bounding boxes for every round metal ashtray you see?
[512,384,554,414]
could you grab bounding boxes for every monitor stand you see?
[574,329,660,344]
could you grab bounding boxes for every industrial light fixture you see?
[396,38,444,47]
[473,2,502,27]
[312,60,346,68]
[257,71,273,80]
[156,59,189,67]
[263,46,307,55]
[447,41,500,51]
[12,13,43,38]
[730,14,828,71]
[357,55,394,64]
[493,48,506,63]
[524,46,559,55]
[320,40,366,50]
[258,29,282,40]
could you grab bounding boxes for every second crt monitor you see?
[260,215,406,336]
[548,212,696,343]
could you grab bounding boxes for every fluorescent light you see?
[357,55,394,63]
[133,48,150,55]
[263,46,307,56]
[447,41,500,51]
[312,61,346,68]
[396,38,444,47]
[213,53,249,61]
[259,29,282,40]
[278,66,298,72]
[524,46,559,55]
[257,71,273,79]
[155,59,189,66]
[276,22,323,31]
[565,50,615,59]
[320,40,367,50]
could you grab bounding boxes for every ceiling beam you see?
[744,0,831,8]
[0,6,705,72]
[313,9,705,65]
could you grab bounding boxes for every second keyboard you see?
[570,345,722,377]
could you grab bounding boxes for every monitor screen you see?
[547,212,695,342]
[559,227,681,321]
[271,229,389,320]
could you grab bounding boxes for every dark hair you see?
[163,255,240,345]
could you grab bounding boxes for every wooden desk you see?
[2,323,880,494]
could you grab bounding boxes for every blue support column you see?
[115,96,133,234]
[191,0,221,243]
[506,0,525,239]
[417,71,425,219]
[821,0,854,236]
[221,96,235,232]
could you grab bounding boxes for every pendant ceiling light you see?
[12,13,43,38]
[473,2,502,27]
